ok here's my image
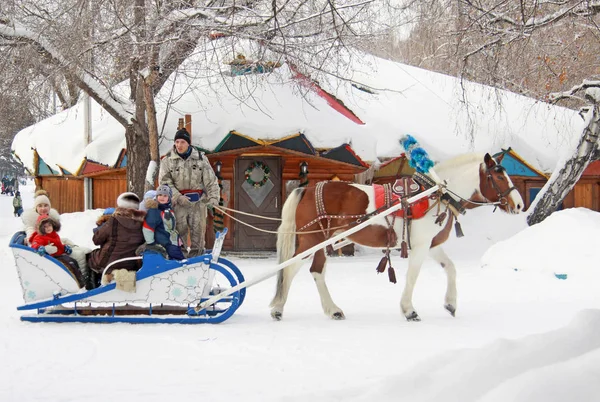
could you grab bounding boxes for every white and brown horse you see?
[270,153,523,321]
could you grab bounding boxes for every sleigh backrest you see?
[9,232,82,303]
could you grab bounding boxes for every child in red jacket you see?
[29,214,72,257]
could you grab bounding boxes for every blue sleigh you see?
[9,228,245,324]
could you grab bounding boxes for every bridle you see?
[444,161,518,211]
[484,164,518,210]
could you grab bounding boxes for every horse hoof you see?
[271,311,282,321]
[332,312,345,320]
[405,311,421,322]
[444,304,456,317]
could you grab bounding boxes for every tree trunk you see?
[527,103,600,225]
[143,71,160,191]
[125,124,151,196]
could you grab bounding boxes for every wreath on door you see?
[245,161,271,188]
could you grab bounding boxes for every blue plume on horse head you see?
[400,134,418,151]
[399,134,434,174]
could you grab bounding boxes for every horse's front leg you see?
[429,246,457,317]
[401,245,429,321]
[311,249,345,320]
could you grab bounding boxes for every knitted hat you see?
[174,128,191,144]
[156,184,172,199]
[143,190,157,201]
[34,190,51,209]
[116,192,140,209]
[139,190,157,212]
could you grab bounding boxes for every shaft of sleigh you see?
[195,184,441,312]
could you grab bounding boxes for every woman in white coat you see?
[22,190,90,274]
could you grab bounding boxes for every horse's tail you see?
[276,187,304,264]
[270,187,305,310]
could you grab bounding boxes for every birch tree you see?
[0,0,409,195]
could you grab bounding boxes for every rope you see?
[216,204,282,221]
[214,206,355,235]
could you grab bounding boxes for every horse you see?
[270,152,524,321]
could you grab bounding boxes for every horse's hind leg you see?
[270,261,303,320]
[311,249,345,320]
[429,246,457,317]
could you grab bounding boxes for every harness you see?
[298,182,365,237]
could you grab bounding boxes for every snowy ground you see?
[1,182,599,402]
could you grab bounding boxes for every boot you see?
[82,267,97,290]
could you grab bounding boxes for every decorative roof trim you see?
[289,64,365,125]
[497,148,548,178]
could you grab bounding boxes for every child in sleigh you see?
[142,184,185,260]
[29,214,72,258]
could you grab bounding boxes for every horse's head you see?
[478,153,524,214]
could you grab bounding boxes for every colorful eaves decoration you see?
[37,155,60,176]
[81,160,110,176]
[289,64,365,126]
[214,131,263,153]
[494,149,547,178]
[320,144,369,168]
[269,133,316,155]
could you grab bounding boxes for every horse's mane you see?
[434,153,484,173]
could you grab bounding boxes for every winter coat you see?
[158,147,220,206]
[22,207,61,245]
[142,199,180,247]
[13,196,22,208]
[87,207,146,274]
[28,215,65,256]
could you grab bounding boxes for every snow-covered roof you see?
[12,42,584,175]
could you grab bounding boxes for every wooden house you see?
[21,113,368,251]
[203,130,367,251]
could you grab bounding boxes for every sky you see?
[2,178,600,401]
[11,40,585,177]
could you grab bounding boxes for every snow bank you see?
[482,208,600,278]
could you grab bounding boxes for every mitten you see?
[177,196,191,207]
[166,244,185,260]
[213,212,225,233]
[45,244,58,255]
[36,246,47,256]
[201,197,218,207]
[64,245,72,255]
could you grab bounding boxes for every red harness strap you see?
[373,184,430,219]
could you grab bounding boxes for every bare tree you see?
[385,1,600,224]
[0,0,409,195]
[444,1,600,224]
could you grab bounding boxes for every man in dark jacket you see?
[87,192,146,282]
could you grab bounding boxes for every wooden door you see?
[234,157,281,250]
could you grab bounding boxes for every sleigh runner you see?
[10,228,246,324]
